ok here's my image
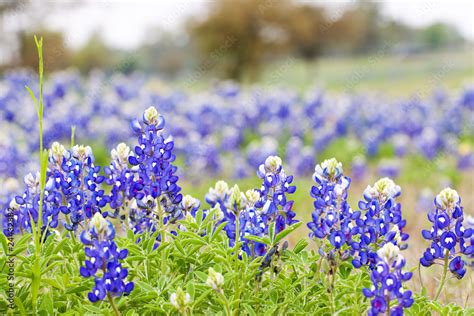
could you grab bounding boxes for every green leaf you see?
[274,222,302,244]
[136,281,157,294]
[242,303,257,316]
[338,262,353,279]
[14,297,27,316]
[42,278,64,291]
[195,209,203,226]
[39,293,54,315]
[0,233,7,254]
[175,239,186,255]
[293,238,308,254]
[193,289,213,307]
[65,285,90,294]
[187,282,195,299]
[211,221,228,242]
[195,271,208,282]
[243,235,270,245]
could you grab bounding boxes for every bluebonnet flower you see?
[80,212,134,302]
[104,143,135,220]
[420,188,473,278]
[307,158,358,256]
[47,142,107,232]
[9,170,64,237]
[0,177,20,234]
[351,178,409,268]
[240,156,297,258]
[255,156,297,234]
[363,243,413,316]
[205,156,296,259]
[127,106,183,235]
[205,181,245,248]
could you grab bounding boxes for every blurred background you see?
[0,0,473,303]
[1,0,472,90]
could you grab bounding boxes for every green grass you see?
[258,49,474,95]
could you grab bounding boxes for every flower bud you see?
[206,267,224,292]
[49,141,66,162]
[364,177,401,201]
[377,242,400,265]
[264,155,282,173]
[143,106,159,124]
[182,194,200,211]
[211,204,224,221]
[228,184,244,211]
[313,158,343,182]
[245,189,260,206]
[72,145,92,160]
[24,172,40,188]
[435,188,460,210]
[111,143,130,165]
[91,212,108,235]
[170,287,191,312]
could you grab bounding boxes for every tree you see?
[188,0,293,81]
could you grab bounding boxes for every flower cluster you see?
[8,140,107,237]
[48,143,107,231]
[363,243,414,315]
[351,178,409,268]
[80,212,134,302]
[205,156,297,258]
[8,172,52,235]
[127,106,183,234]
[307,158,358,254]
[420,188,473,278]
[104,143,135,220]
[255,155,297,234]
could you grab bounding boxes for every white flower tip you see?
[144,106,159,123]
[264,155,282,172]
[436,187,460,209]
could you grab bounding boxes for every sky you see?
[5,0,474,50]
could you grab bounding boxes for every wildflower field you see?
[0,37,473,316]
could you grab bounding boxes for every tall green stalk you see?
[25,35,49,313]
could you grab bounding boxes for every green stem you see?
[107,292,121,316]
[233,212,240,316]
[218,291,232,316]
[234,212,240,260]
[156,199,166,275]
[328,265,337,315]
[434,251,450,301]
[418,262,424,294]
[28,35,45,315]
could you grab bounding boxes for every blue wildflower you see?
[127,106,183,235]
[307,158,358,256]
[352,178,409,268]
[80,212,134,302]
[420,188,473,279]
[363,243,413,316]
